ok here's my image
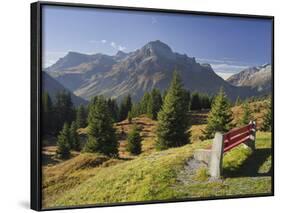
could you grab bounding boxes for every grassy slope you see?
[43,132,272,208]
[42,100,272,208]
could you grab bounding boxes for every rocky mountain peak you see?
[140,40,174,59]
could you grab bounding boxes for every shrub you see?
[126,125,142,155]
[56,123,71,159]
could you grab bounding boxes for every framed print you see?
[31,1,274,211]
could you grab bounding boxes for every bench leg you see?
[209,132,224,178]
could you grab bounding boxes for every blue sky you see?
[42,5,272,79]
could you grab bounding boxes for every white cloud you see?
[90,39,107,44]
[42,51,67,68]
[110,41,126,51]
[215,72,236,80]
[110,42,117,48]
[197,57,243,66]
[197,57,252,77]
[210,63,249,73]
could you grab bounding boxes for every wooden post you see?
[245,121,256,150]
[209,132,224,178]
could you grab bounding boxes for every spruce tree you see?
[126,125,142,155]
[127,111,133,124]
[54,91,75,133]
[183,90,191,111]
[42,92,53,135]
[130,103,141,118]
[190,92,201,111]
[140,92,151,115]
[147,88,163,120]
[69,121,80,151]
[200,94,211,109]
[261,99,272,131]
[84,96,118,157]
[240,101,252,125]
[202,88,233,139]
[56,123,71,159]
[76,105,87,129]
[119,95,132,121]
[107,98,119,122]
[156,71,191,150]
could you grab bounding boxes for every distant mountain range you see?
[44,40,271,102]
[42,72,88,106]
[227,64,272,94]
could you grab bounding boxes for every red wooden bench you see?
[194,121,256,178]
[223,122,256,152]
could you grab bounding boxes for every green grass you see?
[43,131,272,209]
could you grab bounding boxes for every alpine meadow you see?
[40,5,273,209]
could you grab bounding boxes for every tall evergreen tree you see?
[147,88,163,120]
[202,88,233,139]
[156,71,191,150]
[162,89,168,103]
[127,111,133,124]
[261,99,272,131]
[200,94,211,109]
[54,91,75,133]
[240,101,252,125]
[42,92,54,134]
[190,92,201,111]
[107,98,119,122]
[119,94,132,121]
[69,121,80,151]
[183,90,191,111]
[126,125,142,155]
[140,92,151,115]
[76,105,87,129]
[56,123,71,159]
[130,102,142,118]
[84,96,118,157]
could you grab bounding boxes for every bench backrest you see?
[223,122,256,153]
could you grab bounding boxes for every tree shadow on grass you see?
[223,148,272,178]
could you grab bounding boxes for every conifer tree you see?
[107,98,119,122]
[56,123,71,159]
[76,105,87,129]
[130,103,141,118]
[128,111,133,124]
[84,96,118,157]
[147,88,163,120]
[54,91,75,133]
[200,94,211,109]
[183,90,191,111]
[190,92,201,111]
[240,101,252,125]
[202,88,233,139]
[140,92,151,115]
[42,92,54,134]
[261,99,272,131]
[156,71,191,150]
[119,94,132,121]
[69,121,80,151]
[126,125,142,155]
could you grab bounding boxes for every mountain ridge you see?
[45,40,261,101]
[227,64,271,93]
[42,72,88,106]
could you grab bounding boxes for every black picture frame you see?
[31,1,274,211]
